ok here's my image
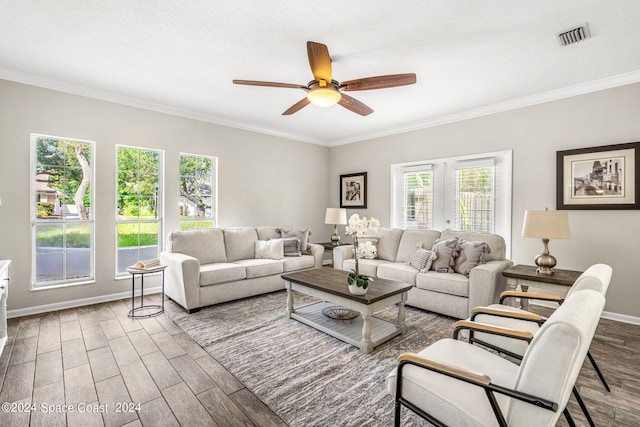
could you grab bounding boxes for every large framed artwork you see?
[557,142,640,210]
[340,172,367,208]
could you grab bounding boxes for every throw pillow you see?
[255,239,284,260]
[409,247,435,272]
[358,240,377,259]
[282,237,302,257]
[454,240,491,276]
[430,237,460,273]
[278,229,312,253]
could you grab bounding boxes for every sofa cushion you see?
[224,227,259,262]
[167,228,227,264]
[343,258,390,278]
[283,237,302,257]
[454,240,491,276]
[377,262,420,286]
[255,239,284,260]
[199,263,246,287]
[416,271,469,297]
[409,247,436,272]
[430,237,460,273]
[282,255,315,272]
[362,228,404,261]
[256,225,292,240]
[396,230,441,262]
[441,230,506,262]
[233,259,283,278]
[279,229,312,253]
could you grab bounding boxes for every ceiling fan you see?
[233,41,416,116]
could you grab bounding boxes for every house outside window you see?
[116,146,163,276]
[179,153,217,230]
[31,134,95,289]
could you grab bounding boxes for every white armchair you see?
[386,289,605,426]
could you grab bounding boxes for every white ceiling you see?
[2,1,640,146]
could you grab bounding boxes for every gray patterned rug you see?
[166,290,457,426]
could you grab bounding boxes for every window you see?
[31,134,95,289]
[392,150,511,252]
[116,146,163,276]
[179,153,217,230]
[398,165,434,229]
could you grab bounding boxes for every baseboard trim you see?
[601,310,640,326]
[8,291,640,325]
[530,301,640,325]
[7,287,162,319]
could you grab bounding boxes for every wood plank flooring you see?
[0,294,638,426]
[0,295,287,427]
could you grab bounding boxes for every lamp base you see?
[330,225,340,245]
[534,239,557,275]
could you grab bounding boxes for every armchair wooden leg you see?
[587,350,610,392]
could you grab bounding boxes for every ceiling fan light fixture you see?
[307,86,341,107]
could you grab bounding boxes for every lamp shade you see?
[325,208,347,225]
[522,209,570,239]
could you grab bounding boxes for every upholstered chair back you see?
[567,263,613,298]
[507,290,605,426]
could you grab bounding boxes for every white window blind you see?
[454,162,495,233]
[401,166,433,229]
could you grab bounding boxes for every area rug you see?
[166,290,457,426]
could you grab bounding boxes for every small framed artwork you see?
[340,172,367,208]
[557,142,640,210]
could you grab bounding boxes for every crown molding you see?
[3,67,640,148]
[0,67,329,146]
[327,70,640,147]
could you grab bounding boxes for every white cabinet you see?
[0,260,9,357]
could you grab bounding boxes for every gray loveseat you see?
[160,226,324,313]
[333,229,512,319]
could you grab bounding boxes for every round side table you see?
[126,265,167,319]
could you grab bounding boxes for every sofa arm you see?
[307,243,325,268]
[467,259,514,313]
[332,244,354,270]
[160,251,201,311]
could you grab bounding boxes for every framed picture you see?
[557,142,640,210]
[340,172,367,208]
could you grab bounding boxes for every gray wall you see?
[0,79,330,312]
[2,78,640,320]
[330,82,640,319]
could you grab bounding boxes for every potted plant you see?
[345,214,381,295]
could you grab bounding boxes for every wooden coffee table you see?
[281,267,412,353]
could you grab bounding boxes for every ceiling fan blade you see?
[233,80,307,90]
[282,97,311,115]
[307,41,332,83]
[340,73,417,91]
[338,93,373,116]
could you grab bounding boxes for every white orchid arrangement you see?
[345,214,381,289]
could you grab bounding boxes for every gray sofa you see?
[160,226,324,313]
[333,229,512,319]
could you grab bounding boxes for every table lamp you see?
[522,208,570,274]
[324,208,347,245]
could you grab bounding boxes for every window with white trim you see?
[179,153,217,230]
[116,146,163,276]
[392,150,512,251]
[31,134,95,289]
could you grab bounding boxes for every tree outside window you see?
[179,154,216,230]
[32,135,94,288]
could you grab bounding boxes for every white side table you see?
[126,265,166,319]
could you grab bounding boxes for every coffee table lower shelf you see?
[291,301,401,352]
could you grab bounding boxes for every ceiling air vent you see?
[556,23,591,46]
